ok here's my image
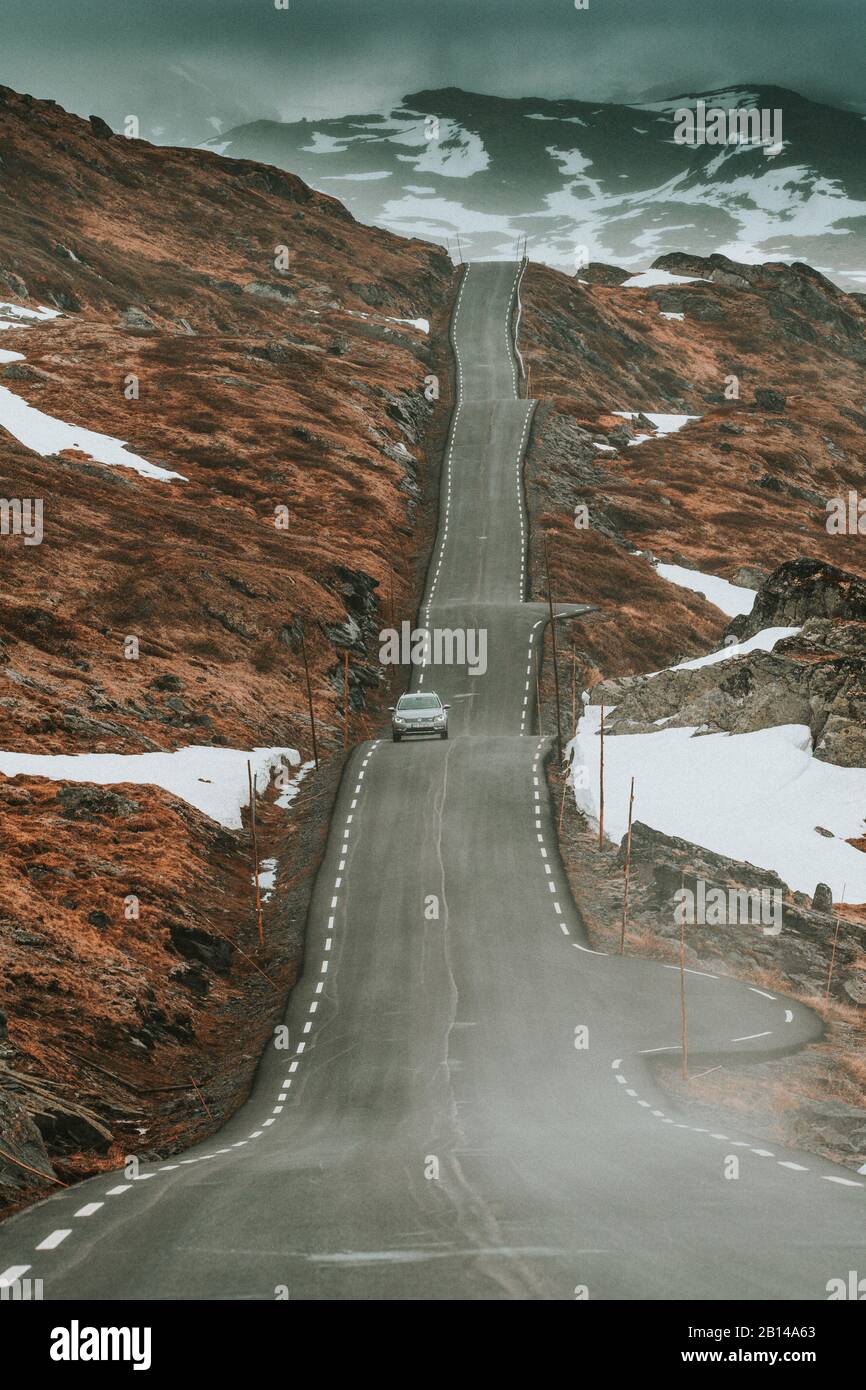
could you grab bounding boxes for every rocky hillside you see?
[196,85,866,289]
[0,86,456,1212]
[520,251,866,681]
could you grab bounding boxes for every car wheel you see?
[393,731,402,742]
[440,729,448,740]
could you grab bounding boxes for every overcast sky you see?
[2,0,864,142]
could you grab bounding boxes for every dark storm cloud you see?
[1,0,863,142]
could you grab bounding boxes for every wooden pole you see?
[189,1076,213,1121]
[620,776,635,954]
[598,702,605,849]
[825,884,845,1004]
[343,651,350,751]
[559,759,570,834]
[544,533,562,764]
[680,871,689,1079]
[299,625,319,770]
[247,759,264,946]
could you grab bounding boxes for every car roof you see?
[398,691,441,701]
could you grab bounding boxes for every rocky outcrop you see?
[592,646,866,765]
[0,1087,56,1202]
[587,560,866,766]
[581,262,630,287]
[727,559,866,642]
[617,821,862,1000]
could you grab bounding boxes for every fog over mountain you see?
[196,85,866,289]
[1,0,865,148]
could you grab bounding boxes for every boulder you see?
[242,281,296,305]
[168,923,232,973]
[121,306,156,331]
[811,883,833,914]
[580,262,630,287]
[754,387,787,412]
[56,786,140,820]
[88,114,114,139]
[726,559,866,643]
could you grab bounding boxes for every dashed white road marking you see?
[36,1230,71,1251]
[74,1203,104,1217]
[610,1058,861,1193]
[0,1266,31,1287]
[731,1031,772,1042]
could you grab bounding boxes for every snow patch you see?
[613,411,700,446]
[670,627,800,672]
[386,315,430,334]
[256,857,278,904]
[275,758,315,810]
[0,386,186,482]
[0,745,300,830]
[620,270,707,287]
[569,708,866,901]
[320,170,392,183]
[0,310,185,482]
[655,562,755,618]
[0,301,62,322]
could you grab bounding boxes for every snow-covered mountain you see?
[196,85,866,289]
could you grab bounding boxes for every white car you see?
[389,692,449,742]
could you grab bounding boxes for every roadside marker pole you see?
[571,641,577,731]
[247,760,264,946]
[300,625,320,771]
[620,776,635,954]
[543,532,563,764]
[558,758,570,834]
[189,1077,213,1122]
[598,703,605,849]
[343,651,350,750]
[825,884,846,1003]
[680,871,689,1079]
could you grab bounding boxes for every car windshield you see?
[398,694,440,710]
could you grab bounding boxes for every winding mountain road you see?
[1,262,863,1301]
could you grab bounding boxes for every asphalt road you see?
[1,261,864,1301]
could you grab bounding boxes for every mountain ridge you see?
[196,83,866,289]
